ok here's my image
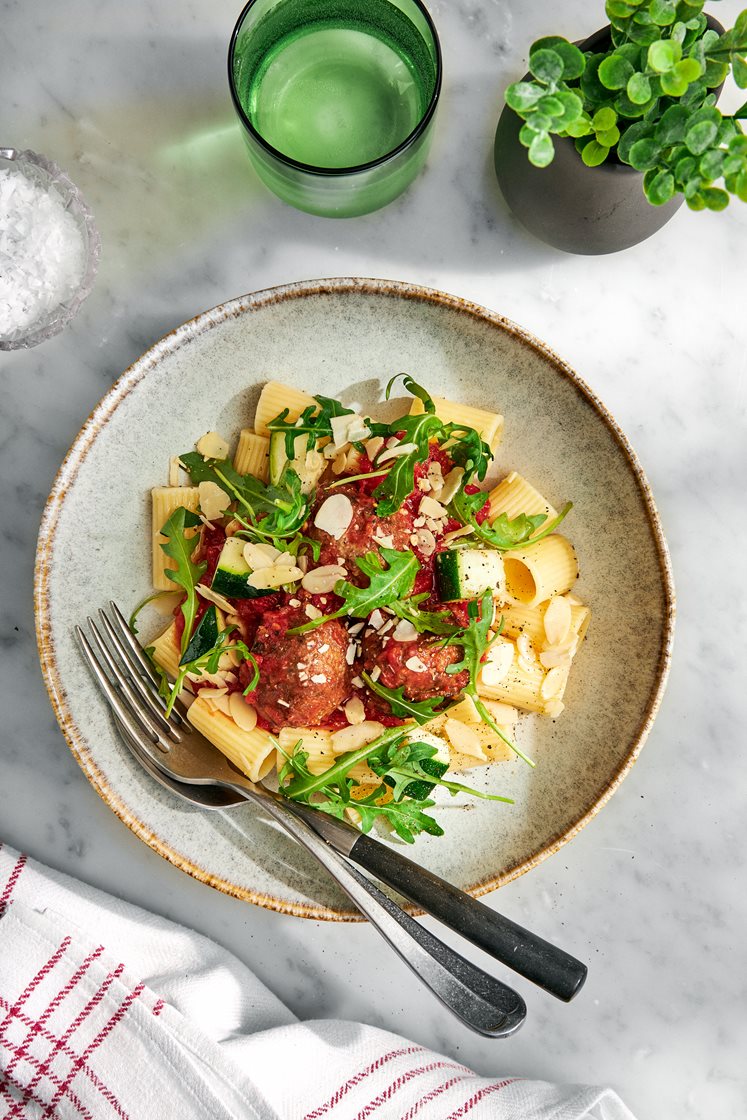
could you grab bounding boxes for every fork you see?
[76,605,528,1039]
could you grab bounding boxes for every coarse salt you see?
[0,169,86,340]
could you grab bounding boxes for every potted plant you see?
[493,1,747,253]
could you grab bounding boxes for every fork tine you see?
[97,609,180,737]
[107,601,189,724]
[84,618,176,750]
[75,627,171,755]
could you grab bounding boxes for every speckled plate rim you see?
[34,277,676,921]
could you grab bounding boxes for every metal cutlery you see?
[76,605,527,1038]
[76,600,587,1030]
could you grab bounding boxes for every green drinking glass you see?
[228,0,442,217]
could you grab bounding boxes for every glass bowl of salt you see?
[0,148,100,351]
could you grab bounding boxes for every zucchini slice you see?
[435,548,505,602]
[269,430,325,494]
[210,537,275,600]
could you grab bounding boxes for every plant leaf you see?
[506,81,545,113]
[529,131,555,167]
[528,47,565,86]
[582,140,611,166]
[159,506,205,655]
[361,672,448,723]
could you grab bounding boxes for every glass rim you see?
[227,0,443,178]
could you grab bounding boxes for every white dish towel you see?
[0,843,636,1120]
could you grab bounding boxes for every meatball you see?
[362,631,468,703]
[249,609,350,732]
[308,486,414,581]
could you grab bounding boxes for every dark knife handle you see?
[348,833,587,1002]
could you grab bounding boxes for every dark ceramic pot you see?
[494,19,724,254]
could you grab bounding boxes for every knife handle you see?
[348,832,587,1003]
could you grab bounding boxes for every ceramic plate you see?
[35,278,675,920]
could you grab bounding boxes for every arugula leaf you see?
[164,627,259,716]
[361,671,447,723]
[179,451,308,539]
[159,506,205,655]
[390,593,459,636]
[450,490,573,551]
[439,422,492,484]
[128,590,171,636]
[385,373,436,412]
[278,722,511,843]
[266,394,354,456]
[311,788,446,843]
[365,376,495,515]
[289,547,420,633]
[446,590,535,768]
[370,411,444,516]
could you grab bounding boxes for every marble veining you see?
[1,1,746,1117]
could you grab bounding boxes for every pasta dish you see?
[136,377,589,841]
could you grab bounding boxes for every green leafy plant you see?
[145,603,259,716]
[288,547,420,634]
[365,376,492,516]
[449,495,573,551]
[278,724,512,844]
[158,506,206,655]
[360,671,449,722]
[179,451,308,540]
[504,1,747,208]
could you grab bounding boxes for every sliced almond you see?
[444,717,487,760]
[419,495,449,520]
[331,448,349,475]
[196,431,230,460]
[344,696,366,726]
[198,687,228,702]
[368,609,385,631]
[211,694,233,716]
[439,466,465,505]
[228,692,258,732]
[479,639,514,688]
[244,542,281,570]
[539,649,573,670]
[544,699,565,718]
[198,481,230,522]
[364,436,385,460]
[302,564,347,594]
[426,460,444,491]
[314,494,354,540]
[305,603,322,620]
[331,721,386,755]
[196,584,235,614]
[248,564,303,589]
[446,695,481,724]
[412,528,437,557]
[377,441,418,464]
[481,699,519,726]
[392,619,418,642]
[541,666,568,701]
[543,596,572,647]
[405,655,428,673]
[442,525,474,545]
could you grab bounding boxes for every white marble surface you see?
[1,1,746,1116]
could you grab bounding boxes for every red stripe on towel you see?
[445,1078,517,1118]
[355,1061,469,1120]
[0,854,27,913]
[304,1047,427,1119]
